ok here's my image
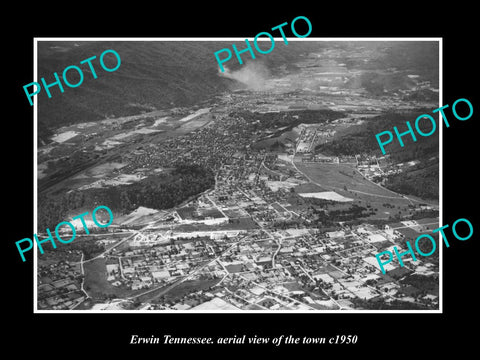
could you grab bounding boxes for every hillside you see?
[36,41,320,143]
[315,110,438,160]
[342,41,439,88]
[38,164,215,230]
[249,109,346,151]
[315,110,439,199]
[338,41,439,96]
[36,41,438,143]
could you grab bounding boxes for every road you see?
[238,274,319,310]
[75,185,219,266]
[70,252,90,310]
[73,229,137,265]
[271,238,282,268]
[125,235,249,302]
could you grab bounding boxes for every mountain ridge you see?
[36,41,321,143]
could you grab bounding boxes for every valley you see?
[36,40,441,311]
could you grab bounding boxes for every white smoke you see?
[219,61,270,90]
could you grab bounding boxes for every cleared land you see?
[298,191,353,202]
[292,157,427,220]
[83,258,136,299]
[295,159,411,203]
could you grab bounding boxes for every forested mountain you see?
[36,41,320,142]
[315,110,438,160]
[36,41,438,142]
[38,164,215,230]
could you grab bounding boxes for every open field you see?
[115,206,168,227]
[51,130,79,143]
[178,107,210,122]
[294,182,326,193]
[83,258,136,299]
[73,162,126,179]
[295,159,413,204]
[178,112,214,132]
[292,157,430,220]
[78,173,146,190]
[299,191,354,202]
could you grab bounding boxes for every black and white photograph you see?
[6,6,478,356]
[33,39,442,313]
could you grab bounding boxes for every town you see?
[36,42,440,311]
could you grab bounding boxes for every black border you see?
[6,5,478,356]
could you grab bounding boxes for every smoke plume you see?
[219,61,270,90]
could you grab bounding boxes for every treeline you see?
[38,164,215,230]
[384,165,439,200]
[351,297,430,310]
[315,110,438,161]
[88,164,215,212]
[313,204,374,226]
[43,240,105,260]
[233,109,345,133]
[410,209,439,220]
[400,274,439,294]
